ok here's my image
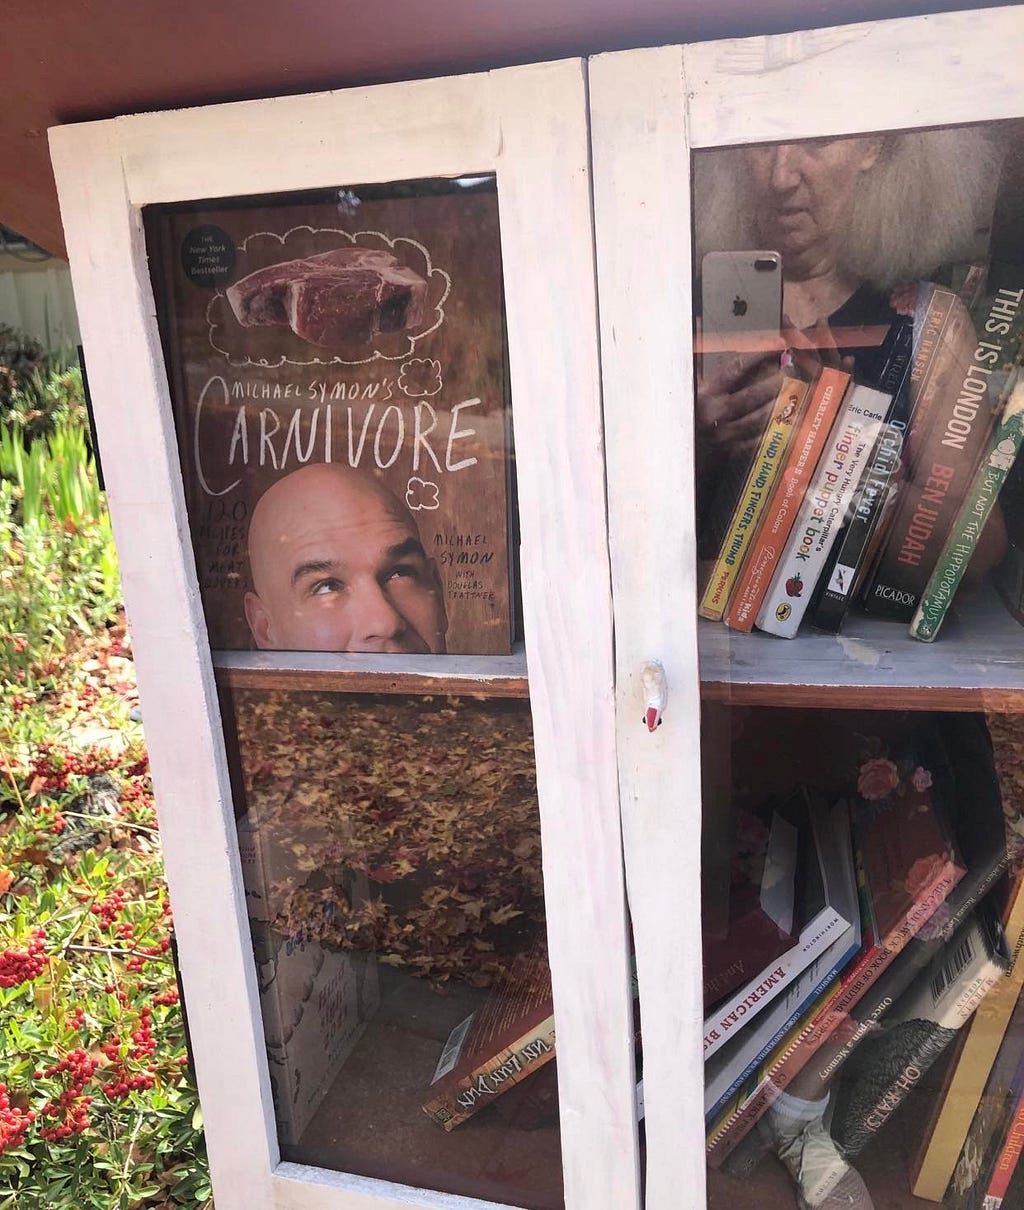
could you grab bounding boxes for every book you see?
[912,713,1024,1201]
[705,759,965,1166]
[809,308,919,633]
[831,906,1008,1157]
[704,796,860,1121]
[865,275,1024,620]
[698,375,810,620]
[703,807,801,1009]
[423,946,556,1130]
[980,1078,1024,1209]
[946,988,1024,1210]
[143,179,514,656]
[755,383,889,637]
[704,792,854,1062]
[911,371,1024,640]
[724,367,851,631]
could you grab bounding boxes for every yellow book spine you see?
[911,871,1024,1200]
[699,376,809,620]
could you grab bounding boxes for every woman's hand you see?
[696,352,783,456]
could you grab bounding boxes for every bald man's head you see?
[244,464,447,654]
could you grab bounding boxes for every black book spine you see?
[810,317,915,633]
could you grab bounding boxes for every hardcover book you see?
[704,796,860,1122]
[865,271,1024,621]
[703,807,801,1010]
[831,906,1008,1157]
[703,792,853,1062]
[424,946,556,1130]
[698,375,810,620]
[755,383,889,637]
[725,367,851,631]
[144,178,513,656]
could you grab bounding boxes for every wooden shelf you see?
[212,644,529,698]
[699,588,1024,712]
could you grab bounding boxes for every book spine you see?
[725,367,851,631]
[703,905,846,1061]
[699,376,809,619]
[866,285,1024,620]
[706,860,961,1166]
[910,375,1024,640]
[811,315,920,633]
[983,1093,1024,1208]
[705,947,852,1123]
[912,889,1024,1200]
[756,386,889,637]
[422,1015,556,1131]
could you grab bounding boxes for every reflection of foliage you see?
[232,692,545,989]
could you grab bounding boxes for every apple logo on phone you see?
[732,295,748,317]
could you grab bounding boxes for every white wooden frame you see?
[591,6,1024,1209]
[49,62,640,1210]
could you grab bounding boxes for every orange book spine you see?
[724,367,851,632]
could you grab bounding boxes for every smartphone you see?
[700,250,783,379]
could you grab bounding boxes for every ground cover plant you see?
[0,340,210,1208]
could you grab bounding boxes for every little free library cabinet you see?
[48,5,1024,1210]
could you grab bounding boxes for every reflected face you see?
[244,464,448,654]
[745,136,883,272]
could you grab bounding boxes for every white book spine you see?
[703,904,848,1060]
[756,385,890,637]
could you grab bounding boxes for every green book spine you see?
[910,374,1024,641]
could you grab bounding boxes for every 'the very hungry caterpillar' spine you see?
[699,375,809,619]
[756,385,889,638]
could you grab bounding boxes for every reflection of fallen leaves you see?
[231,691,546,988]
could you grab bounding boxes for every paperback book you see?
[725,367,851,631]
[911,371,1024,640]
[755,383,889,637]
[699,375,810,620]
[831,905,1008,1157]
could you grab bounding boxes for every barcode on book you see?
[432,1013,475,1085]
[931,933,976,1003]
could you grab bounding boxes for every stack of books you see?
[698,269,1024,643]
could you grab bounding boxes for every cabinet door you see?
[49,62,639,1210]
[591,9,1024,1210]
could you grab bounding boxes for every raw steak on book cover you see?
[144,180,513,655]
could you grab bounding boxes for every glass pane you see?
[144,177,515,657]
[223,688,562,1208]
[693,120,1024,1209]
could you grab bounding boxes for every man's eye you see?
[385,563,421,583]
[310,578,343,596]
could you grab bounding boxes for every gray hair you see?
[693,125,1007,291]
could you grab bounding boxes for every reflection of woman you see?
[695,129,1006,1210]
[694,127,1003,455]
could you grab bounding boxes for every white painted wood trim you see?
[489,57,642,1210]
[273,1165,520,1210]
[50,57,639,1210]
[588,45,707,1210]
[48,121,278,1210]
[683,5,1024,148]
[212,646,528,683]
